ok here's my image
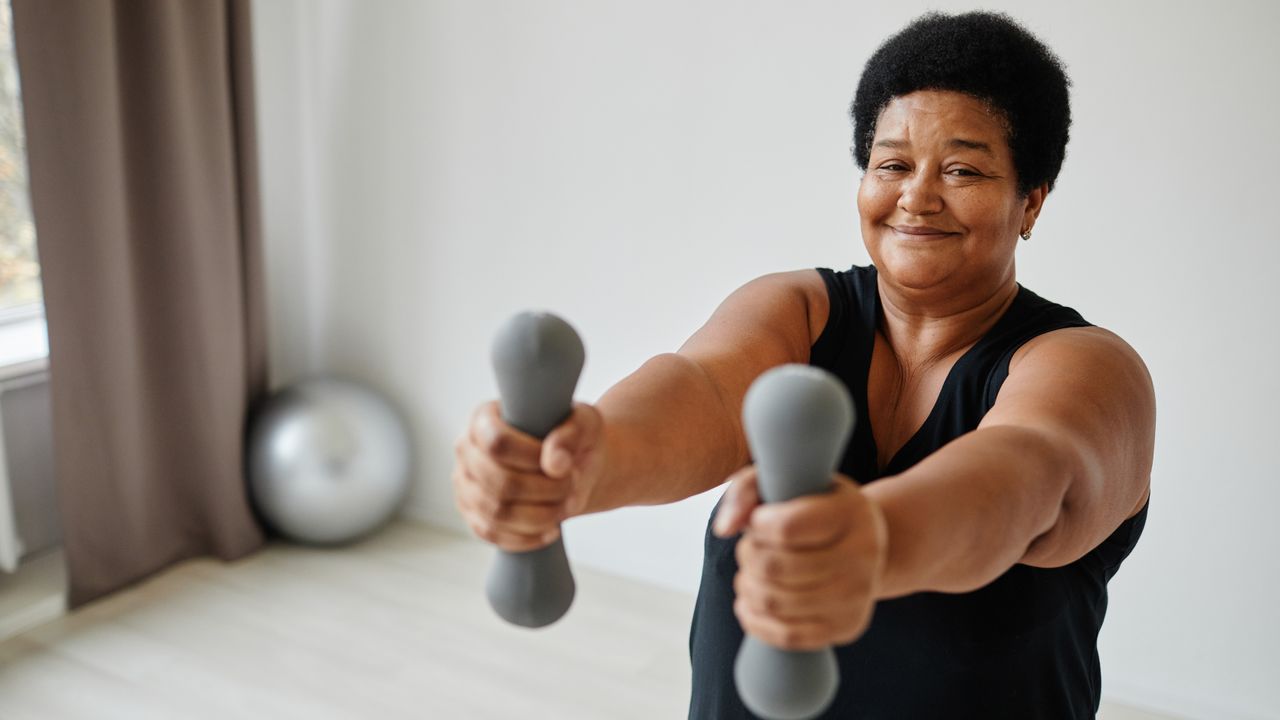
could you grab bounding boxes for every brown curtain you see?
[11,0,267,606]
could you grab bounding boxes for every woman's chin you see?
[873,248,960,292]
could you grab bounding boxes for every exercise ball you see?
[247,377,412,545]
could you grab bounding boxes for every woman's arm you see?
[715,325,1155,650]
[866,326,1155,597]
[453,269,829,551]
[578,270,830,513]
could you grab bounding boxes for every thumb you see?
[713,465,760,538]
[541,402,602,479]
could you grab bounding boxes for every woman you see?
[453,11,1153,719]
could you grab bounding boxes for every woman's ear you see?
[1023,183,1049,231]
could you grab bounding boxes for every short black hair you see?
[851,11,1071,195]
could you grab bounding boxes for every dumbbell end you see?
[734,636,839,720]
[492,312,585,439]
[742,364,855,504]
[485,537,576,628]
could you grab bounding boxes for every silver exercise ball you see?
[247,378,412,545]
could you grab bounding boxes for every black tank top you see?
[688,265,1149,719]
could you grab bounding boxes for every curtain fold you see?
[12,0,267,607]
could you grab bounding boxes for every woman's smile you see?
[890,224,960,240]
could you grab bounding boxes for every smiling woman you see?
[858,91,1042,303]
[452,10,1153,720]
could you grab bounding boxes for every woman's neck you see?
[876,273,1019,369]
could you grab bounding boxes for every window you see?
[0,0,45,369]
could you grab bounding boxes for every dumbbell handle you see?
[484,312,584,628]
[734,364,855,720]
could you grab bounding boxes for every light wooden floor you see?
[0,521,1177,719]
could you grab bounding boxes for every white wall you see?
[252,1,1280,717]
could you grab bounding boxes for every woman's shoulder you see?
[681,269,829,368]
[1004,286,1140,371]
[992,322,1155,523]
[1011,324,1145,373]
[982,290,1151,433]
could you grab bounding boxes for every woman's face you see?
[858,90,1045,296]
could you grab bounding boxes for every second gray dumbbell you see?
[735,364,856,720]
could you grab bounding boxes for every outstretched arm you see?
[576,270,829,513]
[867,325,1155,597]
[453,270,828,552]
[715,325,1155,650]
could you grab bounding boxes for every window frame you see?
[0,301,48,378]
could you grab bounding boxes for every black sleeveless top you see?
[689,265,1149,719]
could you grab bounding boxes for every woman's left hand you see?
[713,466,888,651]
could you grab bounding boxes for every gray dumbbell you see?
[735,364,855,720]
[485,311,585,628]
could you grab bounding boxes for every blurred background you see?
[1,1,1277,718]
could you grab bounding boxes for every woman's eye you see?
[948,168,981,177]
[879,163,908,172]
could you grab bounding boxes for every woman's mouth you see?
[891,225,958,238]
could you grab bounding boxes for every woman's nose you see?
[897,170,944,216]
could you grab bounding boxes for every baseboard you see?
[0,592,63,642]
[1104,677,1274,720]
[0,548,66,643]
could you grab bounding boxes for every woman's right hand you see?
[452,401,605,552]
